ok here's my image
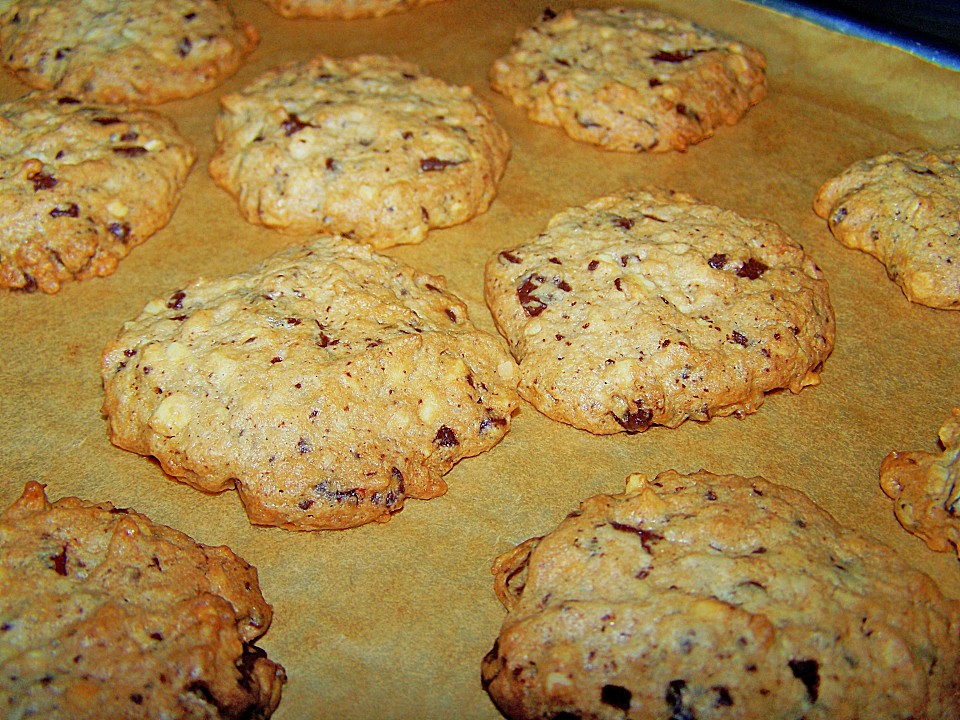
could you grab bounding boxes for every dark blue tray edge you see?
[742,0,960,71]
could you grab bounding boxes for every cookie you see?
[208,54,510,248]
[0,93,196,294]
[813,146,960,309]
[0,481,285,719]
[100,239,520,531]
[482,470,960,720]
[259,0,444,20]
[483,188,835,434]
[0,0,259,105]
[489,6,767,153]
[880,406,960,555]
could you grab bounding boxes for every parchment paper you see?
[1,1,959,718]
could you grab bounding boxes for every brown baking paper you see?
[1,1,959,718]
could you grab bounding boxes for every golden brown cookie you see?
[482,470,960,720]
[484,188,835,434]
[490,6,767,152]
[209,54,510,247]
[259,0,444,19]
[0,93,196,293]
[100,239,520,530]
[813,146,960,309]
[880,406,960,555]
[0,481,285,719]
[0,0,259,105]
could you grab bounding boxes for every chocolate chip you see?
[281,113,313,136]
[49,545,68,576]
[166,290,186,309]
[517,274,547,316]
[420,157,462,171]
[434,425,459,447]
[736,258,768,280]
[609,522,662,553]
[314,482,363,504]
[713,686,734,707]
[788,658,820,702]
[600,684,631,711]
[676,104,700,122]
[613,405,653,433]
[112,146,147,157]
[650,49,703,63]
[29,171,57,191]
[49,203,79,218]
[707,253,727,270]
[479,415,507,434]
[108,222,132,242]
[665,679,694,719]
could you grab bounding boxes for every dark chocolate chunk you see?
[49,203,79,218]
[49,545,68,576]
[600,684,632,711]
[420,157,463,172]
[736,258,768,280]
[788,658,820,702]
[434,425,459,447]
[613,405,654,433]
[29,171,58,190]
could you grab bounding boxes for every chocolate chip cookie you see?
[482,470,960,719]
[101,239,520,530]
[881,406,960,555]
[0,481,285,719]
[0,93,196,293]
[814,146,960,309]
[490,6,767,152]
[209,54,510,247]
[0,0,259,105]
[484,188,835,434]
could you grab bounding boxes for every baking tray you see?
[744,0,960,70]
[1,1,959,717]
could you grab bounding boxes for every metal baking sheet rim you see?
[744,0,960,71]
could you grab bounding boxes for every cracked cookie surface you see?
[0,92,196,293]
[0,481,285,719]
[0,0,259,104]
[484,188,835,434]
[482,470,960,720]
[101,239,520,530]
[209,54,510,247]
[814,146,960,309]
[489,6,767,152]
